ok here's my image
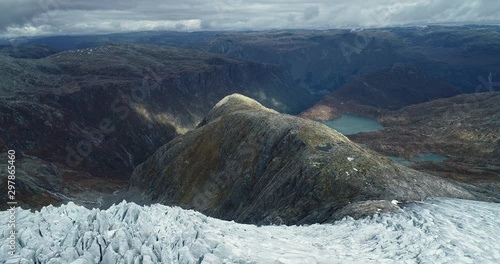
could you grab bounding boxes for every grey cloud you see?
[200,19,213,29]
[1,0,499,37]
[0,0,46,28]
[303,6,319,21]
[175,23,186,30]
[388,0,500,25]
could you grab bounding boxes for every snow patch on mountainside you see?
[1,198,499,263]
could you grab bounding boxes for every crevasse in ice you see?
[1,198,499,264]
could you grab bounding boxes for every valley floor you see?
[1,198,499,264]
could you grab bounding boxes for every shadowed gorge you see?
[0,44,313,209]
[300,64,463,120]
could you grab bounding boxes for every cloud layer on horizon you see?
[1,0,499,37]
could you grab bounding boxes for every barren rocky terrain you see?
[0,44,312,210]
[1,26,498,215]
[126,94,495,225]
[302,89,499,192]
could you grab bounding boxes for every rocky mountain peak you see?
[126,94,484,225]
[200,93,278,126]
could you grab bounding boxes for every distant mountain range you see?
[3,25,499,94]
[300,63,463,120]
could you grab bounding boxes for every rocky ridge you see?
[127,94,486,225]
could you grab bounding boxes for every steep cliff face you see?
[300,64,462,120]
[127,94,482,225]
[0,44,313,208]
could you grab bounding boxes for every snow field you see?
[1,198,499,264]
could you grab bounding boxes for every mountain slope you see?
[127,94,482,225]
[0,44,313,209]
[300,64,462,120]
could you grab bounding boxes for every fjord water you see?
[2,198,499,263]
[322,114,384,135]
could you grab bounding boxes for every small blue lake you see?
[389,153,449,166]
[322,114,384,135]
[320,115,448,166]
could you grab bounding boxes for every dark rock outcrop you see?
[128,94,481,225]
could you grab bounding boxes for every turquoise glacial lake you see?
[321,115,448,167]
[322,114,384,135]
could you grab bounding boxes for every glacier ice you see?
[1,198,499,263]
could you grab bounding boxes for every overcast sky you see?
[1,0,499,37]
